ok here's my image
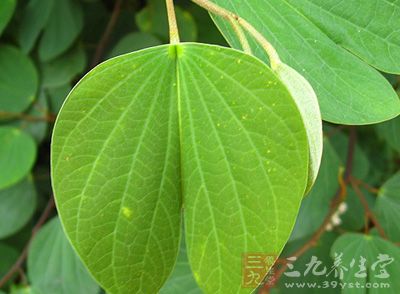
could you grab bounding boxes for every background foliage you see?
[0,0,399,293]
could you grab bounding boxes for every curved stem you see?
[166,0,180,44]
[228,18,252,55]
[191,0,281,69]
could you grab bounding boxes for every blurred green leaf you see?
[186,4,226,45]
[0,45,38,113]
[51,44,309,293]
[47,84,71,114]
[27,218,99,294]
[0,127,36,190]
[0,0,16,36]
[136,0,197,42]
[160,239,201,294]
[340,187,375,231]
[108,32,161,58]
[330,130,370,180]
[290,138,341,241]
[375,172,400,242]
[41,45,87,88]
[38,0,84,61]
[0,177,37,239]
[0,242,19,284]
[10,285,41,294]
[279,232,340,294]
[9,91,49,143]
[211,0,400,124]
[376,116,400,153]
[18,0,54,53]
[331,233,400,293]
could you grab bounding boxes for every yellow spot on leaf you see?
[122,207,133,219]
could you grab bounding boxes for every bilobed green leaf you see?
[331,233,400,294]
[18,0,55,53]
[375,172,400,242]
[0,127,36,189]
[0,0,16,36]
[108,32,162,58]
[211,0,400,124]
[0,177,37,239]
[274,63,322,193]
[39,0,83,61]
[51,43,309,293]
[160,238,201,294]
[27,218,99,294]
[0,45,38,113]
[41,45,87,88]
[286,0,400,74]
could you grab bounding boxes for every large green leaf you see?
[0,177,37,239]
[211,0,400,124]
[51,43,309,293]
[0,127,36,189]
[375,172,400,242]
[285,0,400,74]
[0,0,16,36]
[27,218,99,294]
[0,45,38,113]
[331,233,400,294]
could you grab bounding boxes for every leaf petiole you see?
[166,0,180,44]
[191,0,281,69]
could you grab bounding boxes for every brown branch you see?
[0,197,55,288]
[90,0,123,68]
[350,176,379,194]
[260,127,357,293]
[0,111,56,122]
[350,178,387,239]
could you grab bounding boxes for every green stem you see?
[166,0,180,44]
[191,0,281,69]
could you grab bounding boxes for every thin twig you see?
[260,127,357,293]
[166,0,180,44]
[350,176,379,194]
[228,18,251,54]
[0,111,56,122]
[91,0,123,67]
[0,197,55,288]
[191,0,281,69]
[350,179,387,239]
